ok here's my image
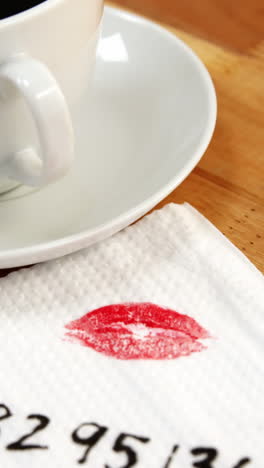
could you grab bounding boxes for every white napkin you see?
[0,203,263,468]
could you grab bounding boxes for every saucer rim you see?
[0,5,217,268]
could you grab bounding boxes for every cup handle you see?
[0,54,74,186]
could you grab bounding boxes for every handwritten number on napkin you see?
[6,414,50,450]
[72,422,108,464]
[0,403,253,465]
[232,459,251,468]
[105,433,150,468]
[163,444,179,468]
[0,404,12,438]
[0,404,12,422]
[191,447,218,467]
[190,448,251,468]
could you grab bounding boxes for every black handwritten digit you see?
[72,422,108,464]
[191,447,218,468]
[232,458,251,468]
[0,404,12,438]
[0,404,12,422]
[105,432,151,468]
[6,414,50,450]
[162,444,179,468]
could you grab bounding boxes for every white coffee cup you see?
[0,0,103,195]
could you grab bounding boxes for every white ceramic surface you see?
[0,6,217,269]
[0,0,103,192]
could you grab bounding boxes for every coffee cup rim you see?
[0,0,64,28]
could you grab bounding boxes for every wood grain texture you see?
[0,1,263,277]
[114,0,264,53]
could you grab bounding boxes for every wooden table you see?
[1,0,263,277]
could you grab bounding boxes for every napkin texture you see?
[0,203,263,468]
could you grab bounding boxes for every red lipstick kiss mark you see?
[65,303,210,360]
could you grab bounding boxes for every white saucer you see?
[0,6,216,269]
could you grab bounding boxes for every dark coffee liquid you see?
[0,1,47,20]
